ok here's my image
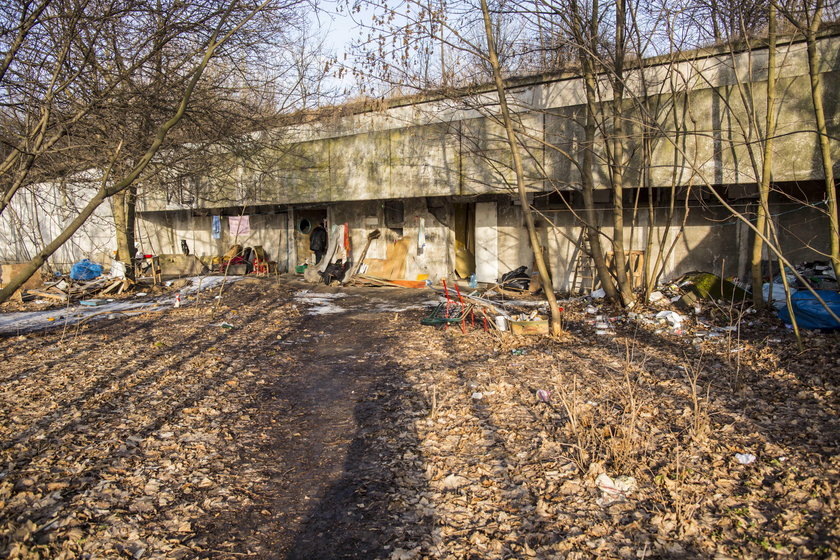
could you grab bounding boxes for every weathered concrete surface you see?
[158,254,208,277]
[1,33,837,289]
[140,211,292,275]
[0,183,116,268]
[137,32,840,212]
[128,193,832,291]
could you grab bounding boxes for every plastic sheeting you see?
[777,290,840,330]
[70,259,103,281]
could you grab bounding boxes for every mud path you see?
[199,285,437,559]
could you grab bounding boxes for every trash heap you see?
[763,260,838,309]
[584,271,760,342]
[22,259,135,303]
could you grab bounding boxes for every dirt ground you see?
[0,277,838,559]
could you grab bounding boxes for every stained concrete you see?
[134,32,840,212]
[1,33,837,290]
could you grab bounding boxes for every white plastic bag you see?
[110,259,126,279]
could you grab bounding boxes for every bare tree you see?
[565,0,623,301]
[0,0,303,304]
[606,0,636,305]
[775,0,839,281]
[479,0,564,334]
[751,3,778,307]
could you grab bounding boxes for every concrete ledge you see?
[157,255,208,277]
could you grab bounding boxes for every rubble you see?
[25,276,134,303]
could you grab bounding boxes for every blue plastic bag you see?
[70,259,103,281]
[777,290,840,330]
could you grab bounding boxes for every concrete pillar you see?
[475,201,498,283]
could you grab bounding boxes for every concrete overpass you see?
[3,30,838,289]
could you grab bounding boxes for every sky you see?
[310,0,357,56]
[306,0,373,95]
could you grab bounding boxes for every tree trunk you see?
[803,2,840,281]
[575,0,618,301]
[479,0,563,335]
[608,0,635,307]
[750,4,776,308]
[113,185,138,280]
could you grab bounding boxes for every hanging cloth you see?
[229,215,250,238]
[417,217,426,250]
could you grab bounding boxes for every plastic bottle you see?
[468,273,477,289]
[174,293,181,308]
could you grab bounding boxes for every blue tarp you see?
[69,259,103,281]
[778,290,840,330]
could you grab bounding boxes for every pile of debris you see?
[763,260,838,308]
[26,276,134,303]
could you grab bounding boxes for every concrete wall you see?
[3,184,829,292]
[493,199,833,291]
[138,211,292,272]
[127,195,819,291]
[330,198,453,282]
[137,33,840,213]
[0,183,115,271]
[310,195,830,291]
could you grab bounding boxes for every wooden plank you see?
[99,281,121,295]
[78,279,106,290]
[26,289,68,301]
[351,274,400,287]
[344,229,381,284]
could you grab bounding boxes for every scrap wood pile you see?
[422,281,556,335]
[346,274,427,289]
[25,276,134,303]
[437,286,511,318]
[432,283,552,327]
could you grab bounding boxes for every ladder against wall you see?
[571,228,646,294]
[571,229,597,295]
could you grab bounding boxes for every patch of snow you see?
[293,291,347,315]
[371,303,429,313]
[0,302,156,334]
[305,300,346,315]
[293,290,346,300]
[0,275,243,334]
[182,275,243,294]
